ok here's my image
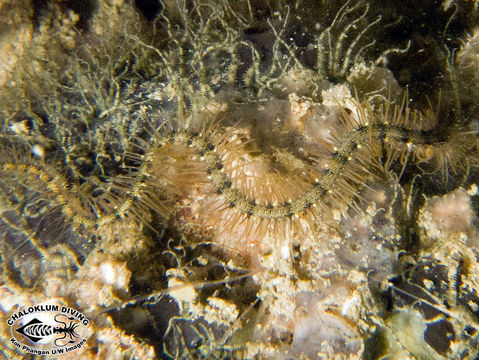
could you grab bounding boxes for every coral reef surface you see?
[1,0,479,359]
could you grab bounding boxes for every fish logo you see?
[8,305,89,355]
[15,315,81,346]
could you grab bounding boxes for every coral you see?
[1,0,479,359]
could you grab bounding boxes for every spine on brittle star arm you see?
[1,163,97,229]
[2,162,151,230]
[137,124,442,220]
